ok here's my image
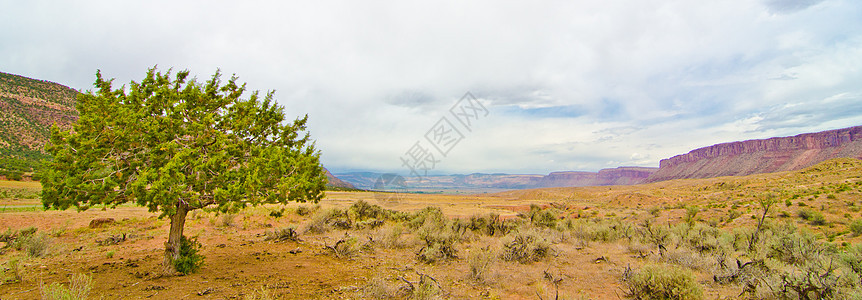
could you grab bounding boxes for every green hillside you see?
[0,71,79,179]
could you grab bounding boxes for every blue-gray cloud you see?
[764,0,826,13]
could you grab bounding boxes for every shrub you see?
[173,235,204,274]
[661,248,711,271]
[533,209,559,228]
[768,230,821,266]
[15,232,50,258]
[295,205,311,216]
[638,220,671,250]
[468,247,494,283]
[416,226,458,263]
[520,205,560,229]
[680,223,723,254]
[500,231,552,263]
[467,213,518,236]
[349,200,392,221]
[305,208,350,233]
[849,219,862,236]
[768,255,846,300]
[622,264,703,300]
[571,219,630,242]
[0,228,17,243]
[726,209,742,222]
[264,227,301,242]
[374,224,409,249]
[408,207,446,229]
[40,273,93,300]
[268,209,284,218]
[360,276,398,299]
[473,213,520,236]
[326,234,359,259]
[798,209,826,225]
[219,213,236,227]
[841,244,862,282]
[684,206,699,226]
[408,273,442,300]
[2,257,23,283]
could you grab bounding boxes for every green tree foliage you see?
[40,67,326,272]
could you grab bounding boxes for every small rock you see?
[197,287,214,296]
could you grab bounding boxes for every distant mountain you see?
[646,125,862,182]
[336,166,657,191]
[0,71,79,178]
[536,167,657,187]
[337,126,862,190]
[323,168,356,189]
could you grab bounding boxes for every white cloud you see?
[1,0,861,174]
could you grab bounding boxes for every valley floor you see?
[2,158,862,299]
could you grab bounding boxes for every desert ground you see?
[2,159,862,299]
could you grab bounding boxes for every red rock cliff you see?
[646,125,862,182]
[535,166,658,187]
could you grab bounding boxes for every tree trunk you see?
[163,201,189,273]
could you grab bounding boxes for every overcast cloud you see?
[2,0,861,174]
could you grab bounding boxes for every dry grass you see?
[1,159,862,298]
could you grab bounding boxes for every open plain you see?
[2,158,862,299]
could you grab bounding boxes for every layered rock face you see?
[534,167,658,187]
[646,126,862,182]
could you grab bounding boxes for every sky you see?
[2,0,862,175]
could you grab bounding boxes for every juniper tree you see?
[41,67,326,272]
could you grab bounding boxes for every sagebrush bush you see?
[411,274,442,300]
[40,273,93,300]
[173,235,204,274]
[466,213,520,236]
[0,228,17,243]
[2,257,23,283]
[295,205,311,216]
[374,224,409,249]
[15,232,50,258]
[349,200,392,221]
[798,209,826,225]
[622,264,703,300]
[533,209,559,228]
[680,223,723,253]
[219,213,237,227]
[468,247,495,283]
[849,219,862,236]
[264,227,300,242]
[768,230,821,266]
[416,223,459,263]
[500,231,551,263]
[573,218,631,242]
[662,248,711,271]
[409,207,446,229]
[305,208,350,233]
[327,234,360,259]
[637,220,671,250]
[360,276,398,299]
